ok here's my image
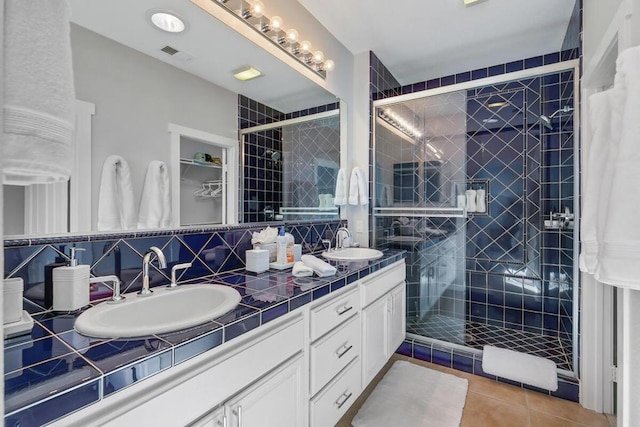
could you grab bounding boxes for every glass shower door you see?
[373,90,468,345]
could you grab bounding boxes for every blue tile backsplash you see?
[4,220,406,425]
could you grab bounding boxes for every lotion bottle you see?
[276,226,287,265]
[53,247,90,311]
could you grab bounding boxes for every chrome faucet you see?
[335,227,352,249]
[139,246,167,296]
[89,275,124,304]
[167,263,192,289]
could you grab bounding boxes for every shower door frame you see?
[371,59,581,377]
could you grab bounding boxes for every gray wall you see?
[71,24,238,230]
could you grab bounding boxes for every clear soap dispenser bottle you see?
[53,247,90,311]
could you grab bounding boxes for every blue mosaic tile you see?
[4,336,76,374]
[441,75,455,86]
[81,337,171,373]
[473,357,496,379]
[472,68,488,80]
[488,64,505,76]
[452,352,474,374]
[312,284,330,300]
[224,313,260,341]
[506,60,524,73]
[174,329,223,364]
[413,342,431,362]
[431,346,452,368]
[262,301,289,324]
[104,350,172,396]
[289,291,312,311]
[5,380,100,426]
[4,355,102,414]
[396,340,413,357]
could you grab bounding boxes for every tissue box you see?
[246,249,270,274]
[255,243,277,263]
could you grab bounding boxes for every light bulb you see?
[251,0,264,18]
[286,29,299,43]
[323,59,335,71]
[313,50,324,64]
[270,15,283,31]
[300,40,312,54]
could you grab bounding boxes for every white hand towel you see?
[334,168,347,206]
[579,90,613,274]
[301,255,337,277]
[465,189,477,213]
[348,167,369,206]
[138,161,172,229]
[292,261,314,278]
[2,0,76,185]
[597,46,640,288]
[97,155,136,231]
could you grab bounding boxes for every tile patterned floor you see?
[337,355,611,427]
[407,314,573,371]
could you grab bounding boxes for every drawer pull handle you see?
[336,305,353,316]
[335,391,353,409]
[336,344,353,358]
[217,415,227,427]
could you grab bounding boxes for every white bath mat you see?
[482,345,558,391]
[352,360,468,427]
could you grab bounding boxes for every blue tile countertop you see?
[4,249,405,426]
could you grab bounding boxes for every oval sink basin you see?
[75,284,241,338]
[322,248,384,262]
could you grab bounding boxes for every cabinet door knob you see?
[335,391,353,409]
[336,304,353,316]
[336,344,353,359]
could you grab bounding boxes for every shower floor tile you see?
[407,314,573,371]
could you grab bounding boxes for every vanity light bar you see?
[209,0,334,79]
[377,108,422,139]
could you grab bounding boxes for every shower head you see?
[261,149,281,162]
[538,106,574,131]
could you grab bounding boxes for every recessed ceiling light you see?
[464,0,487,5]
[234,66,263,81]
[148,10,186,33]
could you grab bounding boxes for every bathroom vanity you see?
[5,251,405,426]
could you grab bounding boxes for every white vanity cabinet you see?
[191,355,304,427]
[308,286,362,427]
[361,261,407,387]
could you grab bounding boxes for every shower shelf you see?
[180,158,223,169]
[373,207,466,218]
[279,207,339,216]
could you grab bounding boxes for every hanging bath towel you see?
[97,155,136,231]
[2,0,76,184]
[138,161,172,229]
[334,168,348,205]
[348,167,369,205]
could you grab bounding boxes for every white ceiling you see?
[297,0,577,85]
[68,0,337,113]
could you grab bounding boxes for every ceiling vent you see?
[161,45,179,55]
[160,45,193,62]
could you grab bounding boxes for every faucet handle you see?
[168,263,192,289]
[321,239,332,252]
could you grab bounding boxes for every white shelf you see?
[180,158,223,169]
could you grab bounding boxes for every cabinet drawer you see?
[361,260,405,307]
[310,287,359,341]
[310,357,361,427]
[310,315,360,396]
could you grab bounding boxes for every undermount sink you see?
[75,284,241,338]
[321,247,384,262]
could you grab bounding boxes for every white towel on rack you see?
[596,46,640,288]
[348,167,369,206]
[2,0,76,185]
[138,161,172,229]
[579,90,613,274]
[334,168,348,206]
[97,155,136,231]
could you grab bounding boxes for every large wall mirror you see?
[2,0,341,238]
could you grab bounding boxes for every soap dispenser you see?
[52,247,90,311]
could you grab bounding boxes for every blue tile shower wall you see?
[4,220,345,312]
[238,95,340,222]
[369,48,577,354]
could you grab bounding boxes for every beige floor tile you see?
[460,392,530,427]
[529,410,589,427]
[466,376,528,407]
[526,391,609,427]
